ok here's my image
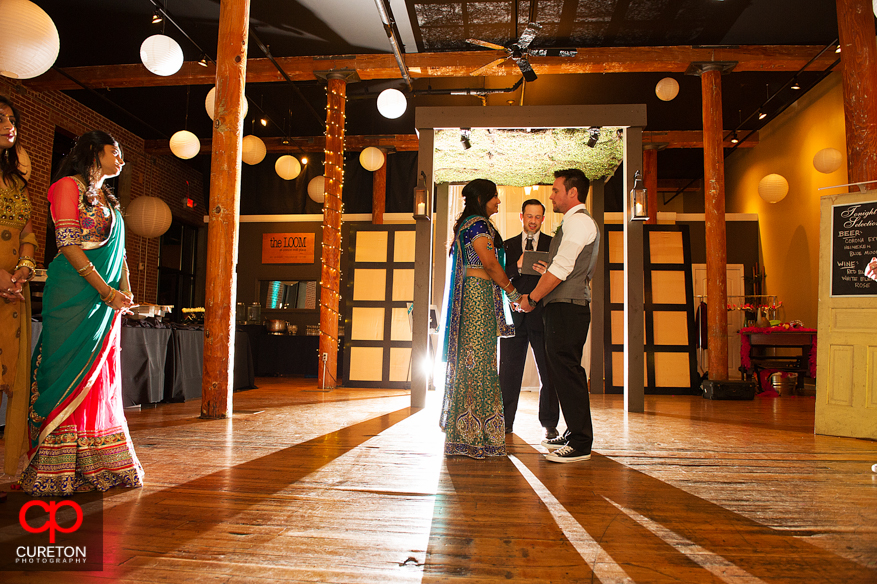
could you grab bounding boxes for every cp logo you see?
[19,500,83,543]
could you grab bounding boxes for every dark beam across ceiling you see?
[142,130,757,156]
[26,45,838,91]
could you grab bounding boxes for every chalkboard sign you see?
[831,200,877,296]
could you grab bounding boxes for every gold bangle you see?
[14,259,36,281]
[100,288,116,304]
[77,262,94,275]
[78,264,95,278]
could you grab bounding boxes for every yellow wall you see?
[724,72,848,327]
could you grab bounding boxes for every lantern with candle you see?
[413,172,430,219]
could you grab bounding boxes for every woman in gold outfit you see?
[0,94,37,484]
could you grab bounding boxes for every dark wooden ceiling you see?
[21,0,843,179]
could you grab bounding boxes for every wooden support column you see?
[372,156,386,224]
[700,65,729,380]
[643,146,659,224]
[201,0,250,419]
[836,0,877,184]
[319,74,348,389]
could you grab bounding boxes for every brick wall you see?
[1,78,205,303]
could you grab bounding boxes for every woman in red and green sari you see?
[20,130,144,496]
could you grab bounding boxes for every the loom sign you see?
[831,200,877,296]
[262,233,315,264]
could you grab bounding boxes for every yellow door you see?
[815,190,877,439]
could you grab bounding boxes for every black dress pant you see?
[499,309,559,429]
[543,301,593,453]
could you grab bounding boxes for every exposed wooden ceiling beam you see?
[27,45,836,91]
[657,179,703,191]
[145,134,420,156]
[644,130,758,148]
[143,130,756,156]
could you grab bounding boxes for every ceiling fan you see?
[467,22,544,82]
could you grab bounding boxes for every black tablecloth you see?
[121,327,172,407]
[120,327,255,405]
[165,329,205,402]
[239,325,348,378]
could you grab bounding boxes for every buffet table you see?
[739,326,817,391]
[240,325,343,378]
[119,326,256,407]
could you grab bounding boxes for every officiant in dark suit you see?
[500,199,559,438]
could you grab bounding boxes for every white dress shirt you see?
[546,203,598,281]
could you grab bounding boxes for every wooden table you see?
[739,328,817,390]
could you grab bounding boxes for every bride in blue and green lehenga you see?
[440,179,522,459]
[20,130,144,496]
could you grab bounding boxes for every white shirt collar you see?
[562,203,586,222]
[522,231,540,248]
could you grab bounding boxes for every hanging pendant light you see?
[241,135,267,165]
[275,155,302,180]
[205,86,248,120]
[377,88,407,119]
[655,77,679,101]
[813,148,843,174]
[169,130,201,160]
[126,196,173,238]
[0,0,60,79]
[359,147,385,171]
[140,34,184,76]
[308,175,326,203]
[758,174,789,203]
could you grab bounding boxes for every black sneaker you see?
[541,435,568,450]
[544,445,591,463]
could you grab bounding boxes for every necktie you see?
[525,236,533,251]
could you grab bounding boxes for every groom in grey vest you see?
[519,168,600,463]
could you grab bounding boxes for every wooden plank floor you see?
[2,377,876,583]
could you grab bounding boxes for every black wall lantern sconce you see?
[630,170,648,221]
[413,171,430,219]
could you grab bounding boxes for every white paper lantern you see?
[308,175,325,203]
[275,155,302,180]
[0,0,59,79]
[205,86,248,121]
[140,34,184,77]
[655,77,680,101]
[126,196,172,238]
[758,174,789,203]
[169,130,201,160]
[241,135,266,165]
[377,88,407,119]
[359,147,385,171]
[813,147,843,174]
